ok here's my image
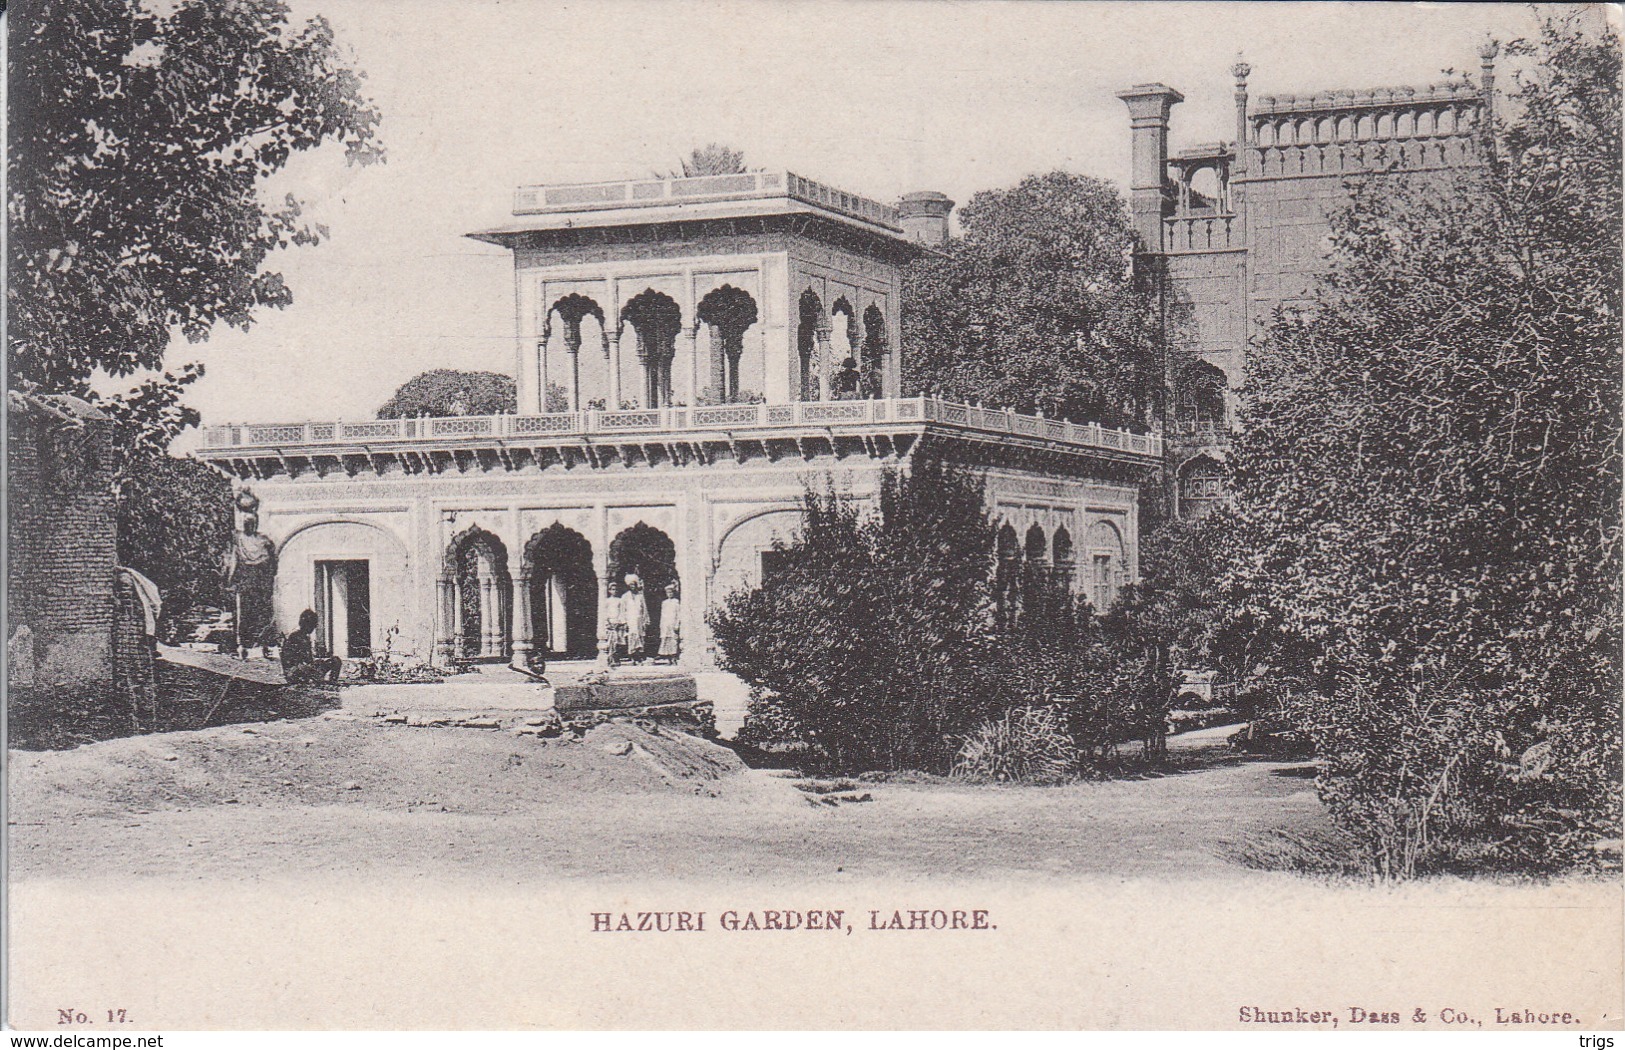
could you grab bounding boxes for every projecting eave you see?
[466,196,917,253]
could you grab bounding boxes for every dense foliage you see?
[711,460,1180,776]
[8,0,382,398]
[711,459,1000,773]
[671,143,748,178]
[901,172,1163,430]
[376,370,517,418]
[1226,17,1622,877]
[115,454,234,633]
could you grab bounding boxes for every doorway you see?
[315,560,372,658]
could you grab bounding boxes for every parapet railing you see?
[199,398,1163,459]
[512,170,902,231]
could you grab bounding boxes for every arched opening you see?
[607,523,678,661]
[1187,166,1222,212]
[1052,527,1075,590]
[696,285,759,403]
[1086,520,1125,612]
[860,305,887,398]
[524,524,598,660]
[829,298,861,400]
[797,290,824,401]
[621,289,682,408]
[445,526,511,661]
[1176,361,1228,428]
[1024,524,1048,564]
[1179,456,1228,520]
[548,294,605,412]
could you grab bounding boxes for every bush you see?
[953,706,1078,784]
[712,459,1004,774]
[715,459,1167,776]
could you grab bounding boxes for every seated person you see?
[281,609,343,684]
[833,357,862,399]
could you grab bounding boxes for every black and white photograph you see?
[4,0,1622,1034]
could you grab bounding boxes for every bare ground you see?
[7,711,1337,883]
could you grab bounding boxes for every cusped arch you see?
[1024,523,1048,562]
[696,284,759,330]
[1052,526,1074,566]
[443,523,510,577]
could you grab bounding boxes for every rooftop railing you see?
[199,397,1163,459]
[511,170,902,231]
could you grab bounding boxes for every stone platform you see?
[338,662,752,737]
[343,661,690,714]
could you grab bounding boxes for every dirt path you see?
[9,714,1330,883]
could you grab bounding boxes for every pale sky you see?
[164,0,1549,450]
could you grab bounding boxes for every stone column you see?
[1116,84,1184,253]
[814,324,833,401]
[564,322,583,412]
[542,341,555,416]
[512,572,533,667]
[434,576,456,666]
[1232,60,1251,179]
[607,329,623,408]
[594,551,613,669]
[479,575,496,658]
[680,326,699,407]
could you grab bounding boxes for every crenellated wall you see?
[1123,52,1495,516]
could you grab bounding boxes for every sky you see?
[163,0,1556,450]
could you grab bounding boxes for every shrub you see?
[715,459,1167,775]
[953,706,1078,784]
[712,458,1004,774]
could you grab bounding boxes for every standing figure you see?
[657,583,681,665]
[225,505,278,659]
[621,574,649,664]
[606,582,628,666]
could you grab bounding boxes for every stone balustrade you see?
[199,397,1163,459]
[511,170,903,231]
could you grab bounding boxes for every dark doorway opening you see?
[525,524,598,659]
[315,560,371,658]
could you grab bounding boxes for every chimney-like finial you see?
[1232,54,1251,84]
[1478,38,1500,65]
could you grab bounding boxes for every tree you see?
[670,143,748,178]
[1226,16,1622,877]
[7,0,382,401]
[376,370,516,418]
[9,0,381,631]
[901,172,1163,429]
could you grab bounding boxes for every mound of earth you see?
[8,715,747,825]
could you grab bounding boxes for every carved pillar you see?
[1232,59,1251,179]
[537,323,551,414]
[814,324,833,401]
[512,572,533,667]
[607,330,622,408]
[594,551,613,669]
[478,575,495,658]
[434,576,456,666]
[680,325,699,407]
[563,320,583,412]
